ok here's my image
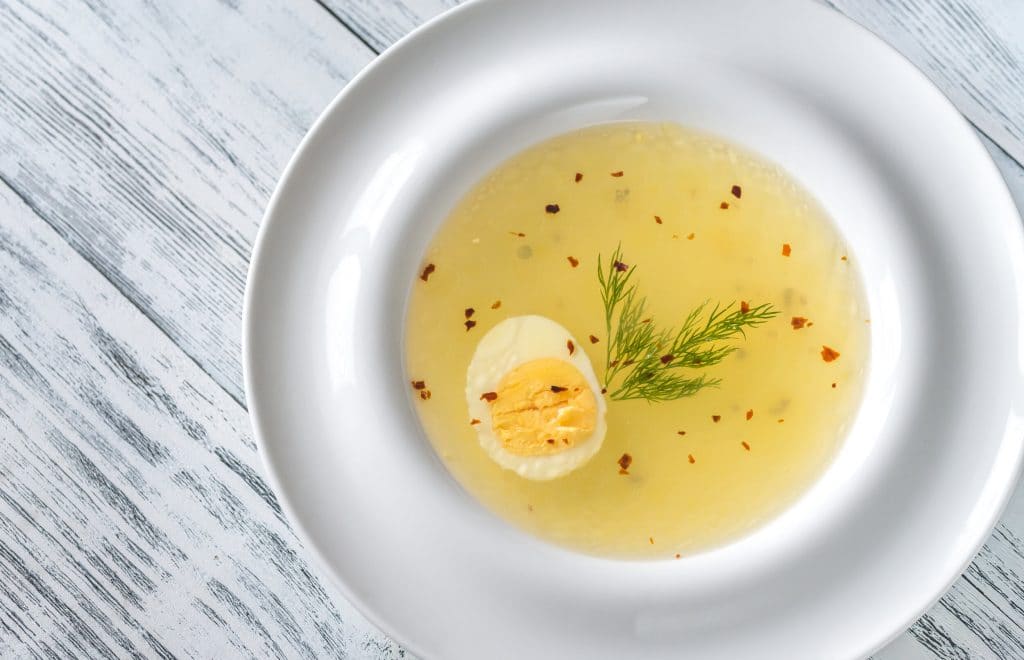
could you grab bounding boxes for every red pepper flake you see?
[491,300,502,309]
[675,553,681,559]
[419,263,436,281]
[720,201,730,210]
[546,438,555,445]
[464,320,477,331]
[660,354,674,365]
[688,454,696,464]
[640,318,651,325]
[731,185,742,198]
[791,316,808,329]
[831,382,837,389]
[746,409,753,420]
[613,260,628,272]
[677,431,686,436]
[782,243,792,257]
[410,380,426,390]
[550,385,568,393]
[508,231,526,237]
[740,300,750,314]
[589,334,599,344]
[741,441,751,451]
[821,346,840,362]
[687,233,695,240]
[610,170,624,177]
[574,172,583,183]
[465,308,475,319]
[469,418,481,425]
[712,415,721,423]
[601,387,607,394]
[567,339,575,356]
[545,203,560,214]
[654,215,663,224]
[567,256,579,268]
[480,391,498,402]
[649,537,654,545]
[419,389,432,400]
[618,453,632,474]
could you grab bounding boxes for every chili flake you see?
[821,346,840,362]
[567,340,575,356]
[746,409,753,420]
[601,387,607,394]
[712,415,721,423]
[550,385,568,393]
[545,203,560,214]
[589,335,599,344]
[660,354,674,365]
[782,243,792,257]
[567,256,579,268]
[464,320,477,331]
[654,215,663,224]
[411,380,426,390]
[465,308,475,319]
[831,382,837,389]
[469,418,481,425]
[613,260,629,272]
[419,390,432,400]
[720,201,729,210]
[731,185,742,198]
[741,441,751,451]
[618,453,632,474]
[419,263,436,281]
[574,172,583,183]
[688,454,696,464]
[677,431,686,436]
[491,300,502,309]
[675,553,681,559]
[546,438,555,445]
[480,392,498,402]
[740,300,750,314]
[791,316,808,329]
[610,170,624,177]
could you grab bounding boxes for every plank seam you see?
[0,174,249,413]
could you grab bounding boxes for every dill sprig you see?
[597,245,778,402]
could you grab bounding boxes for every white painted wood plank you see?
[323,0,1024,168]
[0,0,375,404]
[0,183,403,658]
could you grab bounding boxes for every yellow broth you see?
[404,122,869,559]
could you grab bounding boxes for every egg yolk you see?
[489,357,597,456]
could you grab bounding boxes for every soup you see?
[404,122,868,559]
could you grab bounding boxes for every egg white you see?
[465,315,607,480]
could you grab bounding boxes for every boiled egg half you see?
[466,315,607,480]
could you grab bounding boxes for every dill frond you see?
[597,245,778,402]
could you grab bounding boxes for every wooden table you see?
[1,1,1022,657]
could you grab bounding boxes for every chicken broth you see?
[405,122,868,559]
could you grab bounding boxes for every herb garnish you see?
[597,245,777,402]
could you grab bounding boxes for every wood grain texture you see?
[0,181,403,658]
[0,0,374,405]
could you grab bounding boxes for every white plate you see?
[243,1,1024,657]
